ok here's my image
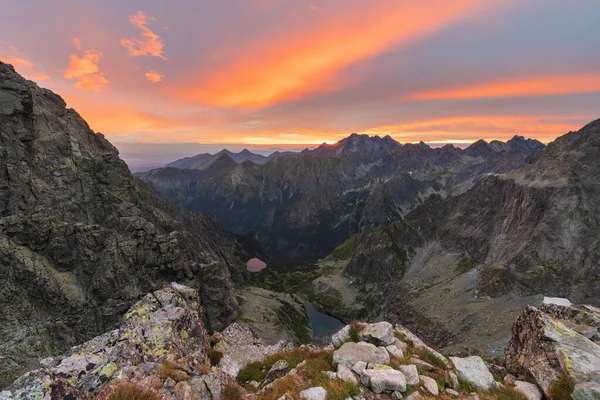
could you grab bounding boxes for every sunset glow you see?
[1,0,599,148]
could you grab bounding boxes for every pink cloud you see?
[64,40,108,92]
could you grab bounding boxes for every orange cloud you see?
[0,42,50,80]
[409,73,600,100]
[64,41,108,92]
[121,11,167,59]
[182,0,499,108]
[366,115,592,143]
[145,71,164,83]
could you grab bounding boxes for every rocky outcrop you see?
[0,61,256,386]
[0,284,218,399]
[214,323,293,378]
[506,304,600,398]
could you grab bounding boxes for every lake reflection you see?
[247,258,267,272]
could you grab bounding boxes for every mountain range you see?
[139,132,544,259]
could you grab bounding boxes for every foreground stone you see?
[513,380,543,400]
[299,386,327,400]
[506,305,600,397]
[332,325,351,348]
[572,382,600,400]
[398,364,419,386]
[333,342,390,368]
[360,322,395,346]
[450,356,496,390]
[216,323,293,377]
[360,369,407,393]
[420,375,439,396]
[337,364,358,384]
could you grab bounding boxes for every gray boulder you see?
[420,375,439,396]
[332,325,351,348]
[299,386,327,400]
[450,356,496,390]
[360,369,407,393]
[398,365,419,386]
[333,342,390,368]
[337,364,358,384]
[513,381,543,400]
[572,382,600,400]
[360,322,395,346]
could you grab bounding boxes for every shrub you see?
[96,382,163,400]
[208,349,224,366]
[237,347,313,383]
[348,321,364,343]
[485,386,528,400]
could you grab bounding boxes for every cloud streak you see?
[64,41,108,91]
[121,11,167,59]
[409,73,600,100]
[145,71,164,83]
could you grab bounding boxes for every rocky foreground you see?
[2,284,599,400]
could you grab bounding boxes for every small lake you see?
[306,303,345,345]
[247,258,267,272]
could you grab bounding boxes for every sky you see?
[2,0,600,156]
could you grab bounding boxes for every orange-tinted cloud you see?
[64,44,108,92]
[409,73,600,100]
[121,11,167,59]
[0,42,50,80]
[73,37,83,51]
[183,0,497,108]
[145,71,164,83]
[366,115,593,143]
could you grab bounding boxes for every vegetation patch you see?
[237,348,315,383]
[245,259,321,293]
[96,382,163,400]
[208,349,224,366]
[310,287,343,311]
[348,320,365,343]
[548,374,575,400]
[329,234,358,261]
[251,349,359,400]
[456,255,479,274]
[481,386,528,400]
[222,382,245,400]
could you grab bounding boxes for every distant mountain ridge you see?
[139,132,544,259]
[165,148,294,170]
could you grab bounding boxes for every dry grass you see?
[96,382,164,400]
[237,347,313,383]
[348,320,365,343]
[222,381,246,400]
[208,349,224,366]
[548,374,574,400]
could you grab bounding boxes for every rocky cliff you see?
[0,62,256,386]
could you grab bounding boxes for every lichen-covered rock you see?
[333,342,390,368]
[360,322,395,346]
[215,322,293,377]
[385,345,404,359]
[450,356,496,390]
[0,284,213,398]
[572,382,600,400]
[398,364,419,386]
[506,306,600,397]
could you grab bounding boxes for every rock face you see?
[359,321,395,346]
[0,62,256,386]
[360,369,407,393]
[0,284,213,399]
[506,305,600,397]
